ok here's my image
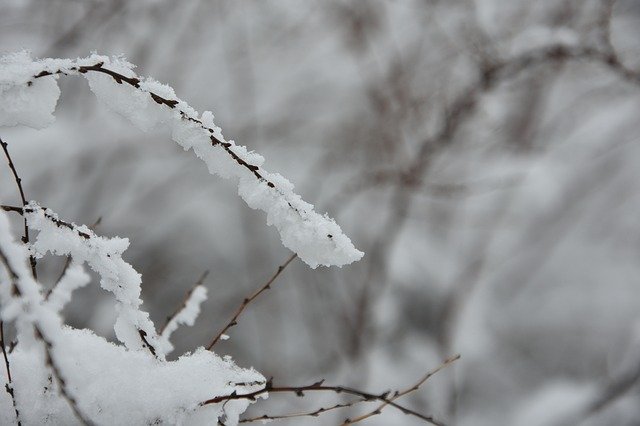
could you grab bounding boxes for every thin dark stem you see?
[240,400,356,423]
[344,354,461,424]
[0,137,37,279]
[206,254,297,350]
[201,378,444,426]
[1,320,21,425]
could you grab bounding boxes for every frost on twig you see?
[159,280,208,356]
[0,51,364,268]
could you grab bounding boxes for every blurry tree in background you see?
[2,0,640,424]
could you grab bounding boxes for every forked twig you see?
[343,354,461,424]
[202,378,445,426]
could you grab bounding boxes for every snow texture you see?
[45,262,91,313]
[0,208,265,425]
[0,51,363,268]
[0,50,364,425]
[25,202,161,353]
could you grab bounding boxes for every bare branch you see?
[1,321,21,425]
[240,400,356,423]
[207,254,297,350]
[344,354,461,425]
[0,137,37,279]
[202,378,445,426]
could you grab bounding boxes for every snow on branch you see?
[0,207,266,425]
[0,51,363,268]
[159,272,209,356]
[18,201,161,354]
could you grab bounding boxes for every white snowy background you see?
[2,0,640,425]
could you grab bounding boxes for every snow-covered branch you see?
[0,52,363,268]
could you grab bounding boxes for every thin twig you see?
[240,400,356,423]
[0,137,37,279]
[206,254,297,350]
[201,378,445,425]
[1,320,21,425]
[343,354,461,424]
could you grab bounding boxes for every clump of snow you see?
[84,57,174,132]
[8,330,264,426]
[0,52,61,128]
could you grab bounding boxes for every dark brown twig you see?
[0,137,37,279]
[240,400,356,423]
[1,320,21,426]
[201,378,444,426]
[206,254,297,350]
[239,354,457,424]
[343,354,461,424]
